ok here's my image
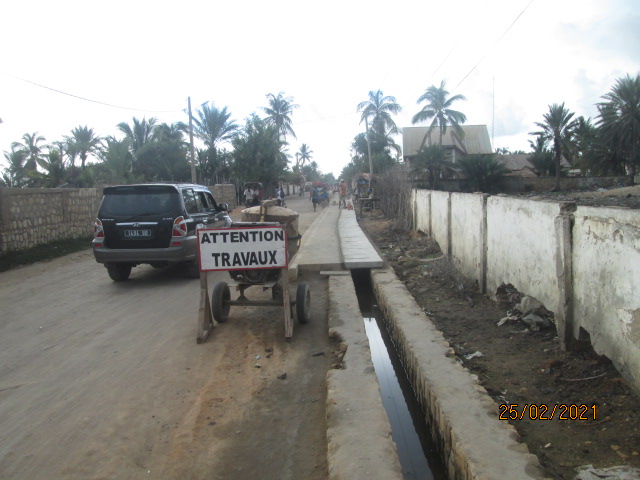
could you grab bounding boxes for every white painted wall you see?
[572,206,640,382]
[413,190,430,234]
[430,191,451,255]
[450,193,486,288]
[485,197,564,314]
[413,188,640,390]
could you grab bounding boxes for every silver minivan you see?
[92,183,232,281]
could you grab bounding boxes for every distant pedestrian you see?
[277,186,286,208]
[243,187,254,207]
[311,185,319,212]
[338,180,347,209]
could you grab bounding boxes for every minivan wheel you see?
[106,264,132,281]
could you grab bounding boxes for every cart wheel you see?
[212,282,231,323]
[296,282,311,324]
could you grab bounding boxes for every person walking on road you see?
[338,180,347,209]
[243,186,254,207]
[311,185,319,212]
[277,186,286,208]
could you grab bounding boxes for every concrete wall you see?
[572,206,640,382]
[450,193,487,292]
[485,197,569,316]
[430,191,451,255]
[0,188,102,255]
[413,188,640,391]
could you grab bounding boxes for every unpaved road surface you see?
[0,194,337,480]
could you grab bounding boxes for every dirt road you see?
[0,194,336,480]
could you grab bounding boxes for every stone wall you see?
[210,184,237,209]
[0,188,102,255]
[412,188,640,391]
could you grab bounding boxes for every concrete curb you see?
[325,274,403,480]
[370,267,547,480]
[289,205,342,279]
[338,209,384,269]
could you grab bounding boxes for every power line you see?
[453,0,535,92]
[0,69,183,113]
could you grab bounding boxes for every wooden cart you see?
[196,221,309,343]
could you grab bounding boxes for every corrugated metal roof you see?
[402,125,493,157]
[497,153,571,171]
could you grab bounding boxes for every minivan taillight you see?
[172,216,188,237]
[93,218,104,238]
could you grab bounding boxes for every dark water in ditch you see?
[352,269,448,480]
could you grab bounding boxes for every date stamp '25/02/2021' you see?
[498,404,598,421]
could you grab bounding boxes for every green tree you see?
[531,102,578,190]
[528,135,556,177]
[232,115,288,193]
[94,137,136,184]
[117,117,158,158]
[357,90,402,136]
[295,143,313,171]
[571,116,601,174]
[458,154,509,192]
[596,74,640,184]
[65,125,102,170]
[411,80,467,146]
[11,132,47,173]
[193,103,238,182]
[262,91,299,142]
[193,103,237,150]
[410,144,455,189]
[1,147,29,187]
[40,148,67,187]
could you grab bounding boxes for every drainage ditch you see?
[351,269,447,480]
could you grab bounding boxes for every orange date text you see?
[498,403,597,421]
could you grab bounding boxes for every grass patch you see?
[0,237,92,272]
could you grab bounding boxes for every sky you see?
[1,0,639,179]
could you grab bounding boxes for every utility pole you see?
[188,97,197,183]
[364,116,373,177]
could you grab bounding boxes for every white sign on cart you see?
[198,225,288,271]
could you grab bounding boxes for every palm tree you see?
[262,92,299,141]
[193,103,238,151]
[295,143,313,171]
[412,80,467,147]
[457,154,509,192]
[154,122,188,144]
[117,117,158,155]
[65,126,102,170]
[357,90,402,136]
[596,74,640,184]
[232,114,288,193]
[1,147,29,187]
[12,132,47,172]
[410,144,455,189]
[193,103,238,181]
[528,135,555,177]
[531,103,578,190]
[94,136,135,184]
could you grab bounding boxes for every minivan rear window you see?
[100,186,180,217]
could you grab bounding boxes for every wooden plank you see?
[282,268,293,339]
[196,287,213,344]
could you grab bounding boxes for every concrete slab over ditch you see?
[370,267,546,479]
[326,273,403,480]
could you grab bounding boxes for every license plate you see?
[124,229,151,238]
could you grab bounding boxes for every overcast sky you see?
[1,0,639,178]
